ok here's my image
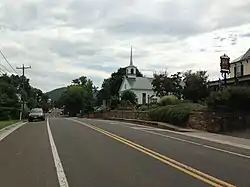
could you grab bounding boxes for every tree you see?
[170,72,183,99]
[182,70,209,102]
[152,72,173,97]
[121,90,137,105]
[58,76,95,116]
[152,71,183,98]
[0,75,20,120]
[61,86,85,116]
[0,73,53,120]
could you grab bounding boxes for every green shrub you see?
[121,90,137,105]
[148,103,205,126]
[139,104,159,111]
[207,86,250,111]
[159,95,180,106]
[109,96,120,109]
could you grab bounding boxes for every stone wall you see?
[188,110,250,132]
[88,109,250,133]
[88,110,149,120]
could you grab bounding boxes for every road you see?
[0,112,250,187]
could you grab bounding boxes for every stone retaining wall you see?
[88,110,149,121]
[88,110,250,133]
[188,110,250,132]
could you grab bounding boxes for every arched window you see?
[131,68,134,74]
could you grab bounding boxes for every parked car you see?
[28,108,45,122]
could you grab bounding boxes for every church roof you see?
[231,48,250,64]
[126,77,153,90]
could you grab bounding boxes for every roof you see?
[126,77,153,90]
[231,48,250,64]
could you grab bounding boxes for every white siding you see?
[131,89,159,104]
[119,79,131,92]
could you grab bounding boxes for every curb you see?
[87,117,193,132]
[0,120,26,133]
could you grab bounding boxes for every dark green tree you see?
[152,72,174,97]
[170,72,183,99]
[58,76,95,116]
[121,90,137,105]
[182,70,209,102]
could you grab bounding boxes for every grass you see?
[0,120,20,130]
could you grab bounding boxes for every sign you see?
[220,54,230,73]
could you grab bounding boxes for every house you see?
[118,47,159,104]
[229,48,250,78]
[209,48,250,89]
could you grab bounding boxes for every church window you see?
[131,68,134,74]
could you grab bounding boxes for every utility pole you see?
[16,64,31,120]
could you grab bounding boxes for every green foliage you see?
[171,72,183,99]
[138,104,159,111]
[152,72,173,97]
[0,120,20,130]
[0,75,20,120]
[109,96,120,109]
[0,74,50,120]
[58,76,95,116]
[159,95,180,106]
[182,70,209,102]
[46,87,66,101]
[117,100,134,110]
[207,86,250,111]
[121,90,137,105]
[152,72,183,98]
[148,103,205,126]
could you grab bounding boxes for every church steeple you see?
[126,46,137,78]
[130,46,133,66]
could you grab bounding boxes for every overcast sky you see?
[1,0,250,92]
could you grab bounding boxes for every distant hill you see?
[46,87,67,101]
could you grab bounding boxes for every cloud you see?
[0,0,250,92]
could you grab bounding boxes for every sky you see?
[0,0,250,92]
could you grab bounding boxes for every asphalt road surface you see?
[1,114,250,187]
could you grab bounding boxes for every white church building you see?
[119,47,159,105]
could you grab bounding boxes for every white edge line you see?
[141,129,250,159]
[203,145,250,159]
[131,127,159,130]
[0,121,28,141]
[141,129,202,146]
[47,118,69,187]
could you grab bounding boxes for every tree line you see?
[152,70,209,102]
[0,74,50,120]
[55,67,211,116]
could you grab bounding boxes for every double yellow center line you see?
[70,119,235,187]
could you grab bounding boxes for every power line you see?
[0,49,19,75]
[0,68,5,75]
[0,62,10,73]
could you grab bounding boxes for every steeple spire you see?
[130,46,133,66]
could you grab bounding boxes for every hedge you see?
[159,95,180,106]
[207,86,250,111]
[148,103,205,126]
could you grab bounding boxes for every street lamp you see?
[220,54,230,87]
[147,95,155,109]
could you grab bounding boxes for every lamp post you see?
[220,54,230,87]
[147,95,150,109]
